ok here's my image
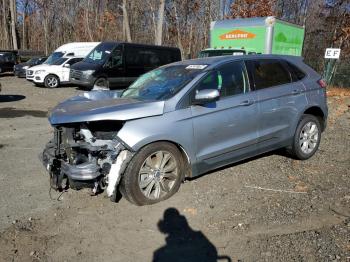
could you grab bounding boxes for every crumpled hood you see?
[49,91,165,125]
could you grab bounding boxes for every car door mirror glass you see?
[194,89,220,105]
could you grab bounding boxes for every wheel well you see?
[45,74,60,81]
[303,106,325,131]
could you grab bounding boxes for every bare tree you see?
[155,0,165,45]
[122,0,132,42]
[9,0,17,49]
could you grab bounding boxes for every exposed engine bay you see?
[41,121,133,199]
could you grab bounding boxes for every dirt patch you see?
[0,107,47,118]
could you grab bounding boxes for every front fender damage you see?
[106,150,132,198]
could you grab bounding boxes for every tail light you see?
[318,79,327,88]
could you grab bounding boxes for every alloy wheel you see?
[47,76,58,88]
[138,150,178,200]
[299,121,319,154]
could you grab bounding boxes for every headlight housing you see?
[83,70,95,77]
[35,70,46,74]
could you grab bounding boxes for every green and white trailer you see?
[199,16,305,57]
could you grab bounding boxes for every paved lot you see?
[0,75,349,261]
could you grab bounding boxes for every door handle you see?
[239,100,254,106]
[292,89,301,95]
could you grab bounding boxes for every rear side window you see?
[246,59,291,90]
[285,61,306,81]
[126,47,179,68]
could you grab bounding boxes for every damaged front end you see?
[40,121,133,199]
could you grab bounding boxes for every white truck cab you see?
[31,56,83,88]
[26,42,99,83]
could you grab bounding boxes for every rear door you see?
[246,59,307,151]
[190,61,259,173]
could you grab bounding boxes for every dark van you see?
[0,50,17,74]
[70,42,181,90]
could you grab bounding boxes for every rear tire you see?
[44,75,60,88]
[119,142,185,206]
[289,114,321,160]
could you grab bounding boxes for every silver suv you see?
[41,55,328,205]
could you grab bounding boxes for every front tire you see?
[289,114,321,160]
[44,75,60,88]
[119,142,185,205]
[93,78,109,90]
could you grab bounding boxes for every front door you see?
[104,47,125,87]
[190,61,259,174]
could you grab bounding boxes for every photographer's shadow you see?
[153,208,231,262]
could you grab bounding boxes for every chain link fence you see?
[306,58,350,88]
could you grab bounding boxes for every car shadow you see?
[153,208,231,262]
[187,149,291,182]
[0,107,47,118]
[0,94,26,102]
[0,72,14,77]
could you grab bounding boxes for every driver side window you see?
[192,61,249,99]
[109,49,123,68]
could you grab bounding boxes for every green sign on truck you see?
[199,16,305,57]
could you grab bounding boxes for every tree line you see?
[0,0,349,86]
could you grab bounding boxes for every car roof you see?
[170,54,304,70]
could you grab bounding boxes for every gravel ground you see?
[0,75,349,262]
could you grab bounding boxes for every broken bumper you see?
[40,127,133,196]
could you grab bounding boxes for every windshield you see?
[83,42,116,64]
[45,52,64,65]
[121,65,205,101]
[199,50,246,58]
[27,58,39,64]
[52,58,68,65]
[0,52,15,62]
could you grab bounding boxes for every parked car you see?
[70,42,181,90]
[30,56,83,88]
[41,55,328,206]
[14,56,47,77]
[26,42,99,82]
[0,51,17,74]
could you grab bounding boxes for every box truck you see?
[199,16,304,57]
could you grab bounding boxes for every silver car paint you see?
[48,55,328,177]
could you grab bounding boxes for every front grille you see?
[70,69,83,80]
[27,70,33,75]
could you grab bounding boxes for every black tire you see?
[44,74,60,88]
[93,77,109,90]
[119,142,185,206]
[289,114,321,160]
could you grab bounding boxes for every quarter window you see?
[286,61,306,81]
[247,59,291,90]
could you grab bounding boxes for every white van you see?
[26,42,99,82]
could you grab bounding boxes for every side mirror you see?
[194,89,220,105]
[64,63,70,68]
